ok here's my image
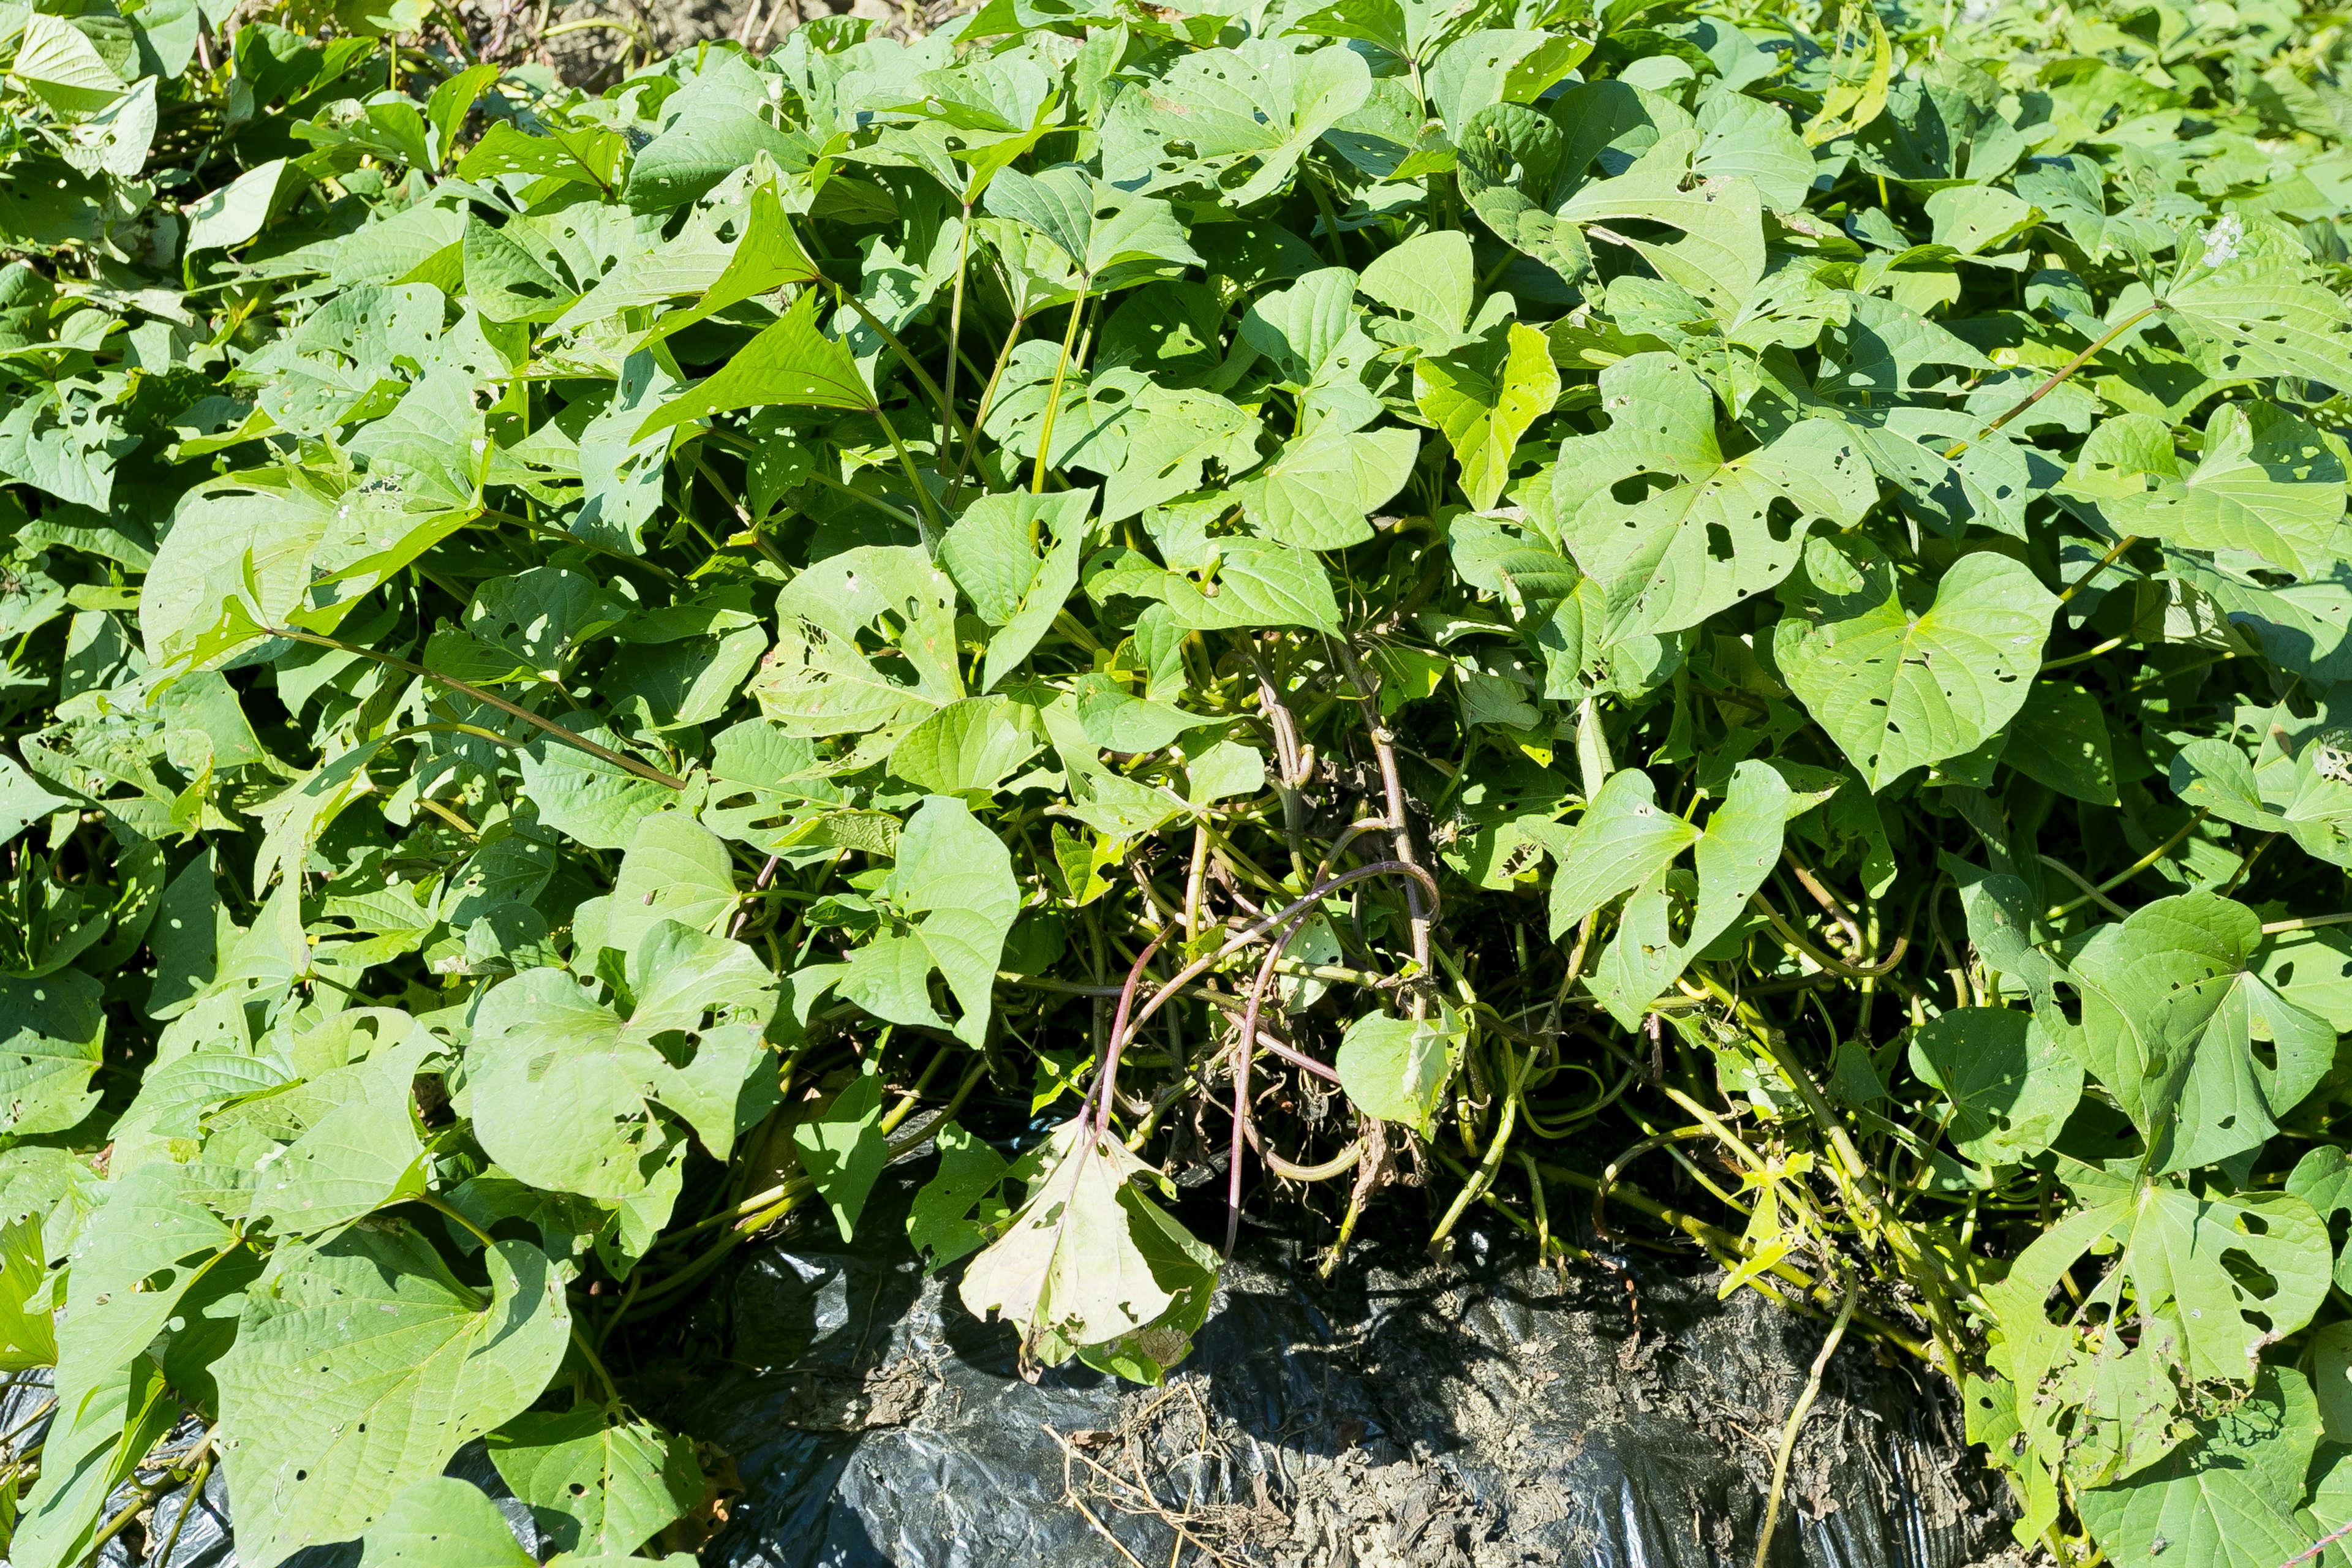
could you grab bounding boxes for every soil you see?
[451,0,963,94]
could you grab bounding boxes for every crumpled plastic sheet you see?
[670,1166,2019,1568]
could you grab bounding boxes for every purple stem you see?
[1090,926,1170,1134]
[1087,859,1442,1145]
[1227,901,1316,1257]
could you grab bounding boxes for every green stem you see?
[1305,160,1348,266]
[949,307,1028,505]
[87,1430,214,1561]
[1940,301,2160,462]
[569,1322,624,1405]
[1753,1275,1856,1568]
[871,401,944,548]
[691,453,791,573]
[804,465,924,532]
[1429,1040,1526,1247]
[841,288,966,452]
[2260,911,2352,935]
[2057,533,2140,606]
[943,204,971,459]
[1031,277,1090,495]
[262,627,686,790]
[2043,807,2209,920]
[474,508,685,585]
[414,1191,495,1247]
[2040,631,2130,671]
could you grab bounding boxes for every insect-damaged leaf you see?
[467,920,778,1200]
[826,795,1020,1047]
[216,1228,571,1568]
[959,1114,1217,1380]
[2059,892,2332,1174]
[487,1404,703,1556]
[1776,543,2055,791]
[1415,320,1557,511]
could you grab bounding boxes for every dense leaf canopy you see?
[7,0,2352,1561]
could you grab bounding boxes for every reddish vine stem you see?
[1332,641,1432,981]
[1228,900,1321,1256]
[2278,1517,2352,1568]
[1088,859,1442,1136]
[1090,926,1170,1134]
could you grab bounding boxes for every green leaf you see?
[360,1477,533,1568]
[468,920,778,1199]
[1099,44,1371,206]
[1335,1009,1464,1134]
[10,14,127,113]
[518,720,679,852]
[1987,1166,2329,1491]
[2063,893,2333,1173]
[788,1060,888,1242]
[1186,740,1265,805]
[1455,100,1597,287]
[2312,1322,2352,1444]
[598,811,737,960]
[215,1228,571,1568]
[982,164,1204,279]
[2002,682,2119,805]
[941,488,1093,693]
[1098,383,1265,524]
[2288,1145,2352,1294]
[908,1121,1010,1269]
[1924,184,2035,255]
[657,175,824,337]
[1415,321,1559,511]
[1358,229,1475,345]
[0,1215,55,1370]
[1234,426,1420,550]
[1284,0,1452,62]
[184,157,293,252]
[1534,766,1698,938]
[1694,91,1815,211]
[1426,28,1589,137]
[2092,401,2351,580]
[1907,1007,2082,1164]
[246,1036,431,1237]
[1238,266,1385,436]
[888,695,1045,795]
[1156,539,1341,635]
[635,290,872,443]
[2078,1367,2322,1568]
[1578,759,1798,1025]
[10,1355,176,1568]
[958,1114,1217,1376]
[1559,159,1766,318]
[1074,672,1218,753]
[1554,353,1874,640]
[1777,545,2057,791]
[454,122,625,190]
[51,1160,231,1431]
[837,795,1019,1047]
[622,60,801,210]
[2162,256,2352,388]
[0,968,105,1136]
[462,214,576,324]
[486,1406,702,1556]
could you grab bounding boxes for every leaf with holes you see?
[1776,544,2056,791]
